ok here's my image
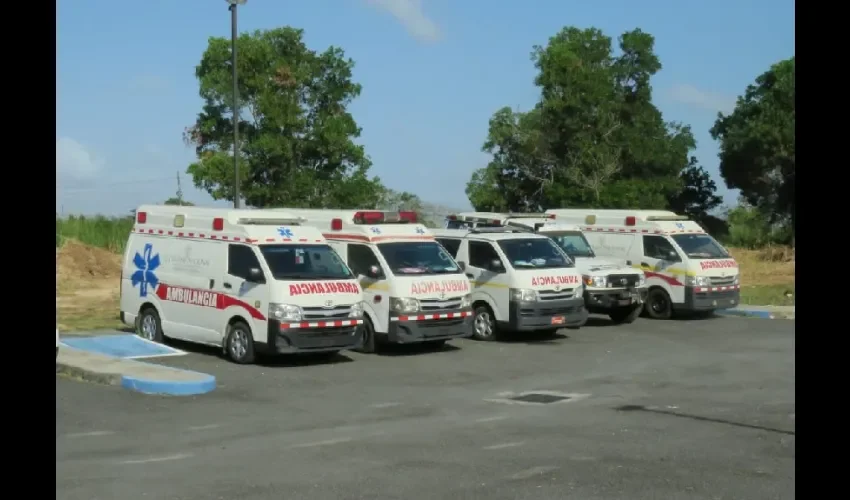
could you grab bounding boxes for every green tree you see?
[666,157,723,220]
[710,57,795,242]
[164,197,195,206]
[184,27,384,209]
[469,27,709,213]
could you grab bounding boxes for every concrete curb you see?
[716,308,795,320]
[56,347,216,396]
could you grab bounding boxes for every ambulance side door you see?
[465,239,509,321]
[222,244,270,345]
[346,244,388,332]
[638,235,684,287]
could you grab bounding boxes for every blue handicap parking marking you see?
[61,334,186,359]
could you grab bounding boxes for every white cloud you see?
[56,137,102,179]
[668,84,736,114]
[366,0,441,43]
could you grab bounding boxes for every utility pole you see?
[176,171,184,205]
[226,0,247,208]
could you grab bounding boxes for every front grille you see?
[708,276,736,286]
[607,274,640,288]
[520,306,578,316]
[302,305,353,320]
[695,289,738,299]
[415,318,466,329]
[538,289,575,301]
[420,297,463,311]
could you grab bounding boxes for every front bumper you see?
[262,318,364,354]
[503,297,587,331]
[386,309,474,344]
[681,285,740,311]
[584,286,649,313]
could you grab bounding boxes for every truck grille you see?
[539,289,575,301]
[708,276,736,286]
[302,305,353,320]
[520,305,579,316]
[607,274,640,288]
[420,297,463,311]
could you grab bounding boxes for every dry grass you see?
[56,240,124,332]
[728,246,795,306]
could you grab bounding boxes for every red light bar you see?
[353,211,384,224]
[546,214,555,219]
[331,218,342,231]
[136,211,147,224]
[446,215,457,221]
[398,211,417,223]
[625,216,636,226]
[213,217,224,231]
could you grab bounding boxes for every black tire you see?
[354,316,377,354]
[472,305,498,341]
[136,307,164,343]
[609,305,642,324]
[225,321,256,364]
[645,288,673,320]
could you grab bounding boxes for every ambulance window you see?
[228,245,264,280]
[436,238,461,257]
[642,236,681,262]
[347,244,381,277]
[468,241,500,269]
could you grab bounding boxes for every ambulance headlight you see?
[390,297,420,313]
[460,294,472,309]
[686,276,710,287]
[510,288,539,302]
[349,301,364,318]
[269,303,303,322]
[574,284,584,297]
[583,275,607,288]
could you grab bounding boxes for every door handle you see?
[465,273,475,279]
[223,282,233,289]
[209,279,215,289]
[640,262,649,268]
[625,260,632,266]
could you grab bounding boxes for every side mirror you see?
[248,267,264,282]
[667,250,678,260]
[457,261,466,271]
[366,265,382,279]
[490,259,503,271]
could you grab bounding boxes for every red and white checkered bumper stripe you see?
[391,311,473,322]
[279,319,364,330]
[696,284,740,293]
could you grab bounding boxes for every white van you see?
[120,205,366,364]
[545,209,740,319]
[447,213,647,324]
[274,209,474,353]
[432,226,587,340]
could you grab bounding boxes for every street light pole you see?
[226,0,247,208]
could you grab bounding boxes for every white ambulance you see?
[446,213,647,324]
[120,205,366,364]
[273,209,474,353]
[432,226,587,340]
[545,209,740,319]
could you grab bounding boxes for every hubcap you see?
[230,329,248,359]
[652,295,666,313]
[474,311,493,338]
[139,315,157,340]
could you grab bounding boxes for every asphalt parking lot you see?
[56,316,795,500]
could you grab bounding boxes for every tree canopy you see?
[466,27,719,217]
[184,27,383,209]
[710,56,795,236]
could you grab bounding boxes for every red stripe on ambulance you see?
[155,283,266,320]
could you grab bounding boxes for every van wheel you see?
[354,317,377,354]
[645,288,673,320]
[609,305,642,324]
[226,321,256,364]
[472,305,498,341]
[136,307,164,343]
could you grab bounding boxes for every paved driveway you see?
[56,316,795,500]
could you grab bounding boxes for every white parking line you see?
[188,424,222,431]
[370,402,402,409]
[66,430,115,438]
[475,416,508,423]
[483,441,524,450]
[290,437,353,449]
[119,453,193,465]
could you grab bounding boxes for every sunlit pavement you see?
[56,315,795,500]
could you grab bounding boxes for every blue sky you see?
[56,0,795,216]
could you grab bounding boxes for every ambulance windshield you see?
[377,241,460,276]
[497,238,574,269]
[548,231,595,258]
[260,244,354,280]
[670,234,730,260]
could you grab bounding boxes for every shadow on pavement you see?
[162,337,355,367]
[614,404,795,436]
[376,341,462,357]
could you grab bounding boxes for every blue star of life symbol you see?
[278,227,295,238]
[415,227,426,234]
[675,222,686,230]
[370,227,381,235]
[131,243,161,297]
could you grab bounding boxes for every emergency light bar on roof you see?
[236,217,305,225]
[646,215,689,221]
[446,213,554,225]
[330,211,417,231]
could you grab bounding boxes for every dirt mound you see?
[57,240,122,282]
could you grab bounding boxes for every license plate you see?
[618,299,632,306]
[551,316,565,325]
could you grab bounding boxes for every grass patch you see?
[739,285,795,306]
[56,215,133,253]
[728,246,795,306]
